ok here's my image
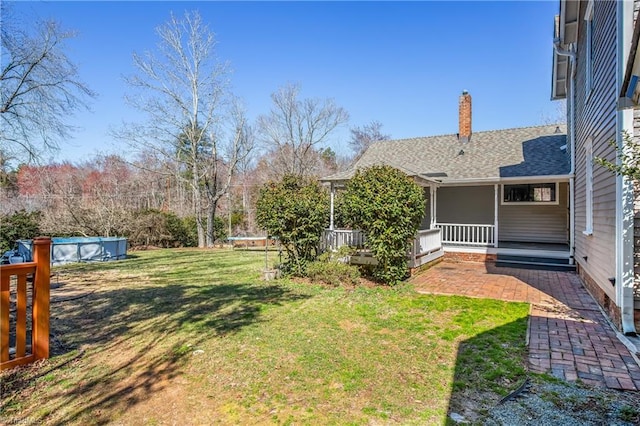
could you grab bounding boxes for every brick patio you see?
[410,260,640,390]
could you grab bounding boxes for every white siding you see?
[499,183,569,243]
[573,0,617,302]
[436,186,494,224]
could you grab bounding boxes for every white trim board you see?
[443,246,571,259]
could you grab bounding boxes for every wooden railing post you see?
[410,233,417,268]
[32,237,51,360]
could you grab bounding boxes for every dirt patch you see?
[338,319,369,332]
[492,379,640,425]
[128,245,162,251]
[448,376,640,425]
[292,275,383,290]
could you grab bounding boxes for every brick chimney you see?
[458,90,472,143]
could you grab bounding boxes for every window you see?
[585,0,594,99]
[502,183,558,205]
[584,138,593,235]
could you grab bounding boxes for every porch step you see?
[495,255,575,271]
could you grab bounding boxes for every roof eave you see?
[320,166,440,186]
[438,174,573,186]
[620,8,640,109]
[560,0,579,45]
[551,1,579,100]
[551,50,568,100]
[320,174,352,184]
[499,174,572,183]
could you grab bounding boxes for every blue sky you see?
[11,1,563,163]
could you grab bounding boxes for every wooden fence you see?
[1,237,51,370]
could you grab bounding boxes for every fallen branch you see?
[498,378,530,405]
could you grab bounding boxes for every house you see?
[552,0,637,335]
[322,91,573,271]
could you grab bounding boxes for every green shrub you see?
[595,131,640,180]
[338,165,425,284]
[128,209,171,247]
[179,216,199,247]
[256,175,329,276]
[128,210,221,248]
[211,216,227,243]
[0,210,42,252]
[306,251,360,286]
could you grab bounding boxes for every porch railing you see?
[1,237,51,371]
[409,228,444,268]
[320,229,366,252]
[321,228,444,267]
[435,223,495,246]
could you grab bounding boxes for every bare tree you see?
[0,5,95,162]
[539,100,567,126]
[257,84,349,178]
[349,120,390,159]
[234,141,257,235]
[202,99,254,245]
[116,11,253,247]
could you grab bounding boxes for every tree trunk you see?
[196,209,206,247]
[192,163,206,248]
[206,200,217,247]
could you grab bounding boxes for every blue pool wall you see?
[17,237,128,265]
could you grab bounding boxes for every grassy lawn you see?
[1,249,529,425]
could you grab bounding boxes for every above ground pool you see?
[17,237,128,265]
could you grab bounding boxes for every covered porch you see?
[324,178,573,267]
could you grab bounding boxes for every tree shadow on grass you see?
[55,249,207,274]
[446,316,529,424]
[2,274,309,425]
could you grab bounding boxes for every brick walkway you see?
[410,260,640,390]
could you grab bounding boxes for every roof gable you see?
[324,125,569,183]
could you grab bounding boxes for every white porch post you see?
[329,182,335,230]
[569,178,575,265]
[494,184,499,247]
[617,135,635,334]
[430,184,437,228]
[617,0,636,334]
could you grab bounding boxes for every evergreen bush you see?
[256,175,329,276]
[338,165,425,284]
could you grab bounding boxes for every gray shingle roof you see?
[324,124,569,183]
